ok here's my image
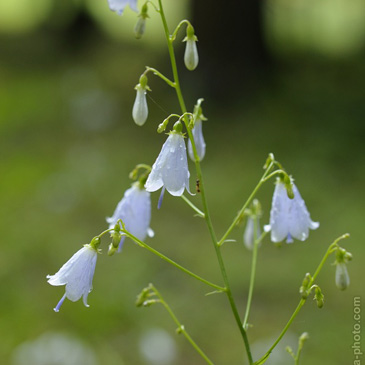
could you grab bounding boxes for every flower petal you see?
[269,182,290,242]
[108,0,138,15]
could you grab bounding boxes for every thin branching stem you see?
[254,234,350,365]
[157,0,253,362]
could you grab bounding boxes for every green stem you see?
[180,194,205,217]
[254,234,350,365]
[97,228,114,239]
[262,169,287,183]
[145,66,176,88]
[243,227,268,329]
[151,284,215,365]
[171,19,191,40]
[123,230,225,292]
[218,162,274,246]
[157,1,254,363]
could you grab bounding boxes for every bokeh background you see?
[1,0,364,364]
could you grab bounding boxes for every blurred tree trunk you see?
[190,0,270,103]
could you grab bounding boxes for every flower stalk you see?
[157,0,253,362]
[140,284,215,364]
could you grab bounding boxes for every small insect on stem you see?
[196,179,201,193]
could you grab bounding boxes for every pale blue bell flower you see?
[132,85,148,126]
[243,217,261,250]
[265,180,319,243]
[107,0,138,15]
[47,244,98,312]
[107,183,154,251]
[145,132,192,206]
[188,119,206,161]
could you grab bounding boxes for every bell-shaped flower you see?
[47,243,98,312]
[132,75,149,126]
[265,179,319,243]
[188,119,206,161]
[107,0,138,15]
[106,183,153,251]
[183,25,199,71]
[243,217,261,250]
[145,130,192,207]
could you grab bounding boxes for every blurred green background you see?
[0,0,364,364]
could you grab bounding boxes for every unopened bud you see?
[299,273,312,299]
[243,216,261,250]
[89,236,101,250]
[136,287,150,307]
[134,3,149,39]
[134,18,146,39]
[108,243,117,256]
[132,75,149,126]
[314,286,324,308]
[183,25,199,71]
[263,153,275,169]
[173,121,183,134]
[335,262,350,290]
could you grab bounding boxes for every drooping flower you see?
[145,130,192,207]
[265,179,319,243]
[132,75,149,126]
[188,119,206,161]
[243,216,261,250]
[107,0,138,15]
[47,243,98,312]
[106,183,153,250]
[183,25,199,71]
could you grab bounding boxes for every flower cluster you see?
[47,0,328,324]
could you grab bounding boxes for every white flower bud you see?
[183,25,199,71]
[335,262,350,290]
[243,217,261,250]
[184,39,199,71]
[188,119,206,161]
[132,85,148,126]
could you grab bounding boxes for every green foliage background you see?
[0,1,364,364]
